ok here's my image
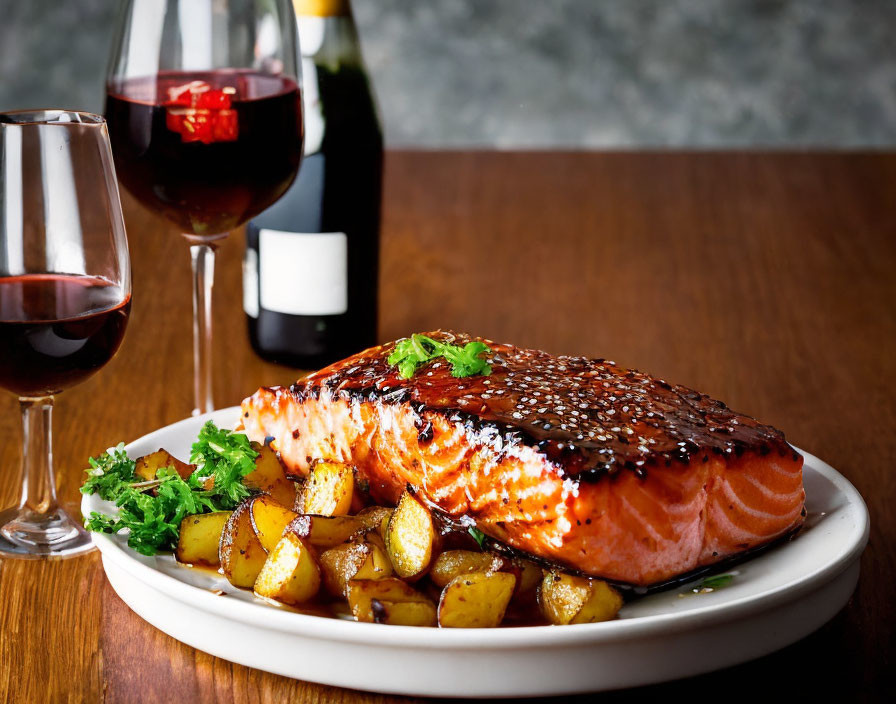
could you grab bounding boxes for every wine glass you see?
[105,0,303,415]
[0,110,131,559]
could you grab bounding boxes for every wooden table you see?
[1,152,893,702]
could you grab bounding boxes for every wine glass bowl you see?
[104,0,303,415]
[105,71,303,239]
[0,109,131,559]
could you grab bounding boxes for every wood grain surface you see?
[0,152,893,702]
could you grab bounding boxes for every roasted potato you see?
[437,572,516,628]
[248,494,299,552]
[219,500,268,588]
[319,537,393,597]
[175,511,231,566]
[288,514,366,549]
[254,533,321,605]
[538,570,623,624]
[429,550,507,588]
[355,506,393,538]
[368,600,438,627]
[211,446,623,629]
[347,578,436,626]
[245,442,299,510]
[514,558,543,597]
[301,460,354,516]
[135,449,194,482]
[385,491,436,579]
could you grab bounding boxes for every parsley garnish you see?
[388,334,492,379]
[697,574,734,590]
[190,420,259,505]
[81,422,259,556]
[80,443,136,500]
[468,526,488,549]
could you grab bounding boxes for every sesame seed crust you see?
[288,331,794,481]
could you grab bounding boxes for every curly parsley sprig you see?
[81,443,136,500]
[190,420,258,505]
[81,421,259,556]
[388,334,492,379]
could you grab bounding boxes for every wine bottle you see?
[244,0,382,368]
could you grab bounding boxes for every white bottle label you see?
[258,228,348,316]
[242,247,259,318]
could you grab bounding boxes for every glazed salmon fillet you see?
[241,332,804,587]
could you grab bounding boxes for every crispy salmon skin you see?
[241,332,804,587]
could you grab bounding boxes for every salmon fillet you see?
[241,332,804,587]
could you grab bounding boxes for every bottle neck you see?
[296,0,374,156]
[293,0,351,18]
[296,2,362,67]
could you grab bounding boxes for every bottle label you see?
[258,229,348,315]
[243,247,259,318]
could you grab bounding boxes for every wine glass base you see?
[0,506,95,560]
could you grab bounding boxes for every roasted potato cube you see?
[438,572,516,628]
[362,530,388,555]
[175,511,231,566]
[318,542,366,596]
[370,600,438,627]
[538,571,623,624]
[385,491,436,579]
[319,538,393,597]
[287,514,366,549]
[429,550,506,588]
[513,558,543,598]
[248,494,299,552]
[347,578,436,626]
[346,536,392,585]
[253,533,321,605]
[355,506,393,538]
[301,460,354,516]
[219,500,268,588]
[245,443,299,510]
[135,449,194,482]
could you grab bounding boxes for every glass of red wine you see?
[104,0,303,416]
[0,110,131,559]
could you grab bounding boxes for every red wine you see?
[0,275,130,397]
[245,3,382,368]
[106,71,303,236]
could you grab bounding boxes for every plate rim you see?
[84,406,870,650]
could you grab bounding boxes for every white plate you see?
[83,407,869,698]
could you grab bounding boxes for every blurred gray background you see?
[1,0,894,147]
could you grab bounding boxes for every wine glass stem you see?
[18,396,59,515]
[190,242,216,416]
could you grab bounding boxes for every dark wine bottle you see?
[244,0,382,368]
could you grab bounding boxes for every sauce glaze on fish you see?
[242,332,805,586]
